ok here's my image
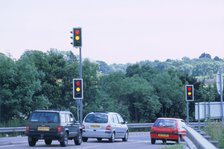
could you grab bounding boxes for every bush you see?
[0,119,26,127]
[203,121,224,148]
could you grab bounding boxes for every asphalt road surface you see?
[0,132,186,149]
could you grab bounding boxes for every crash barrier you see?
[0,122,205,133]
[184,125,217,149]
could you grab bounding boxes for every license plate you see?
[158,134,169,137]
[90,125,100,128]
[38,126,50,131]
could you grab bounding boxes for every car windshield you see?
[154,119,176,128]
[84,113,108,123]
[30,112,59,123]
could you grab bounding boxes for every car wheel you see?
[122,131,129,142]
[109,132,115,143]
[60,132,68,147]
[74,132,82,145]
[97,138,102,142]
[44,139,52,145]
[82,137,88,142]
[28,137,37,146]
[151,138,156,144]
[176,135,181,144]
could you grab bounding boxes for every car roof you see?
[156,117,183,121]
[33,110,71,114]
[87,112,119,115]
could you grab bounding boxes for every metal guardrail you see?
[0,127,25,133]
[185,126,217,149]
[0,122,204,133]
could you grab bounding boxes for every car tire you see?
[28,137,37,146]
[109,132,115,143]
[122,131,129,142]
[60,132,68,147]
[44,139,52,145]
[74,132,82,145]
[82,137,88,142]
[151,138,156,144]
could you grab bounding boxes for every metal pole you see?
[186,101,189,125]
[219,69,224,123]
[79,47,83,124]
[198,102,200,130]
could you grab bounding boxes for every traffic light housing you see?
[71,28,82,47]
[73,79,83,99]
[185,85,194,101]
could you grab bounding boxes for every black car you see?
[25,110,82,147]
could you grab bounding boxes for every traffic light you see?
[71,28,82,47]
[73,79,83,99]
[185,85,194,101]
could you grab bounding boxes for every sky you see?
[0,0,224,64]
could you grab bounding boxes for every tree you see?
[0,54,17,121]
[199,53,211,59]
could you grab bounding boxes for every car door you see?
[67,113,78,137]
[116,114,127,137]
[111,114,120,138]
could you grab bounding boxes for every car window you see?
[69,114,75,122]
[112,114,119,124]
[117,114,124,124]
[60,113,66,123]
[84,113,108,123]
[30,112,59,123]
[154,119,176,128]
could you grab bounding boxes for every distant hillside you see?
[97,53,224,79]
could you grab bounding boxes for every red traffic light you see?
[75,81,81,86]
[187,87,192,91]
[75,30,80,35]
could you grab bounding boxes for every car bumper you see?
[26,131,63,140]
[82,129,112,138]
[150,133,179,141]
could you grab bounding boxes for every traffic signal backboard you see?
[185,85,194,101]
[72,28,82,47]
[73,79,83,99]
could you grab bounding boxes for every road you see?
[0,132,186,149]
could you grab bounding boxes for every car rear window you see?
[154,119,176,128]
[84,113,108,123]
[30,112,59,123]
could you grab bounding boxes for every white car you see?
[82,112,129,142]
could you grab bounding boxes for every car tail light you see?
[25,125,30,134]
[57,126,62,133]
[105,125,112,131]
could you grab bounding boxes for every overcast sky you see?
[0,0,224,64]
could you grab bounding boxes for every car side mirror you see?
[121,121,128,124]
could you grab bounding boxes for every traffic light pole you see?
[79,47,83,124]
[186,101,189,125]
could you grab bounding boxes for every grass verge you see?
[203,121,224,148]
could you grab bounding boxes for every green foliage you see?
[203,122,224,148]
[1,51,224,125]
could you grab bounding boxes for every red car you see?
[150,118,186,144]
